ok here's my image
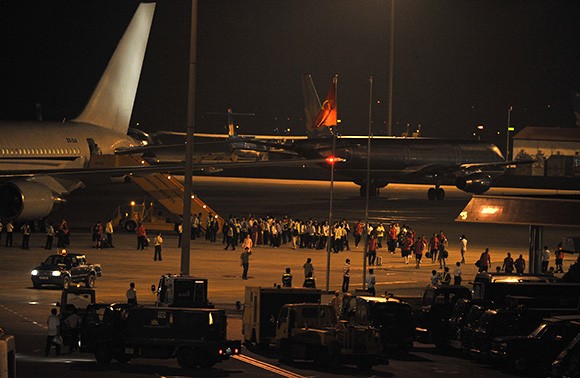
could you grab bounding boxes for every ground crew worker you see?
[105,219,114,247]
[153,232,163,261]
[21,222,31,249]
[303,271,316,288]
[126,282,137,305]
[5,220,14,247]
[282,267,292,287]
[240,247,251,279]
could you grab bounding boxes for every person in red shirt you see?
[367,234,378,266]
[136,222,147,250]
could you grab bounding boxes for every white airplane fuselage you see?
[0,121,138,173]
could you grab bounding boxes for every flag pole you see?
[325,75,338,292]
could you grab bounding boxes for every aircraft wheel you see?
[436,188,445,200]
[427,188,436,200]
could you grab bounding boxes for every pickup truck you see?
[30,253,102,289]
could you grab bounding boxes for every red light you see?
[326,156,337,164]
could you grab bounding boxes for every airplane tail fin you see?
[302,74,336,138]
[73,3,156,134]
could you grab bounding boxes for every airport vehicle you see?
[154,274,212,308]
[276,303,387,370]
[470,306,580,361]
[30,253,102,289]
[58,287,97,350]
[242,286,322,348]
[341,295,415,352]
[551,327,580,378]
[79,303,240,368]
[113,201,177,233]
[447,299,493,353]
[415,284,472,347]
[490,315,580,374]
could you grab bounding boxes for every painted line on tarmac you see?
[0,304,46,329]
[350,280,418,286]
[233,354,308,378]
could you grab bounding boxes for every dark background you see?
[1,0,579,150]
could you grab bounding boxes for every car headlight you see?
[51,271,62,277]
[31,270,38,276]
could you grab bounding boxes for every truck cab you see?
[155,274,212,308]
[276,303,337,341]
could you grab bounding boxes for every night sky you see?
[1,1,579,149]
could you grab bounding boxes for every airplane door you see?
[86,138,102,155]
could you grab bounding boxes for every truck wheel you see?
[357,358,374,371]
[279,340,293,364]
[94,344,113,364]
[115,349,131,363]
[198,352,217,369]
[177,348,197,369]
[85,274,96,288]
[514,356,528,373]
[62,276,71,290]
[124,220,137,233]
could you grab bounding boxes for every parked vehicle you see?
[275,303,387,370]
[551,326,580,378]
[79,303,240,369]
[415,285,472,347]
[242,286,321,349]
[154,274,212,308]
[31,252,102,289]
[341,295,415,353]
[490,315,580,374]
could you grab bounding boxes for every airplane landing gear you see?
[427,187,445,201]
[359,185,379,197]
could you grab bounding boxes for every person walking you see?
[477,248,491,273]
[366,269,376,296]
[45,221,55,250]
[45,308,61,356]
[153,232,163,261]
[282,268,293,287]
[342,258,351,293]
[502,252,515,273]
[515,254,526,274]
[105,219,114,247]
[367,234,378,266]
[542,246,550,273]
[240,247,251,280]
[428,233,439,263]
[555,247,565,273]
[224,224,236,250]
[453,262,462,285]
[5,220,13,247]
[459,235,468,263]
[21,222,31,249]
[330,291,341,318]
[414,235,427,269]
[303,258,314,279]
[136,222,147,250]
[126,282,137,305]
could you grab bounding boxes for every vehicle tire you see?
[85,274,96,288]
[279,339,293,364]
[514,356,527,373]
[114,351,131,363]
[177,347,197,369]
[198,351,217,369]
[124,220,137,233]
[436,187,445,200]
[62,276,71,290]
[428,188,436,200]
[357,358,374,371]
[94,344,113,364]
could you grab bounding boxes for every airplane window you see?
[18,148,22,154]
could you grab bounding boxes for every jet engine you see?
[0,181,56,220]
[455,173,492,194]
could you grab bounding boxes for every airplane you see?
[0,4,327,222]
[192,75,528,200]
[289,74,532,200]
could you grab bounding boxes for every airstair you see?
[89,154,224,233]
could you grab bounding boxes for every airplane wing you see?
[459,158,536,170]
[156,131,309,141]
[0,157,331,178]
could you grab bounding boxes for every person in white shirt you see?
[45,308,61,356]
[460,235,468,263]
[366,269,376,296]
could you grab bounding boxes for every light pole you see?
[362,76,373,290]
[506,106,513,161]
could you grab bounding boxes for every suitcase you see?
[376,256,382,266]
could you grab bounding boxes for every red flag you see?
[313,76,338,128]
